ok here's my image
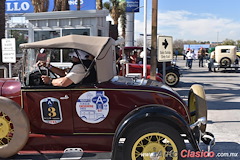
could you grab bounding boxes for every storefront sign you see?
[5,0,96,14]
[1,38,16,63]
[125,0,140,12]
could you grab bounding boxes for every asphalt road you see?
[173,58,240,160]
[2,58,240,160]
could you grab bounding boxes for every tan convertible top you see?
[20,35,111,57]
[20,35,117,83]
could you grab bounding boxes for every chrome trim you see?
[60,95,69,100]
[190,117,207,130]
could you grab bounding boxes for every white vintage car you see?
[212,45,239,71]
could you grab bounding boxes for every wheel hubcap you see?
[165,73,178,86]
[0,111,14,146]
[132,133,178,160]
[167,74,175,83]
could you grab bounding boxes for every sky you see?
[105,0,240,43]
[10,0,240,43]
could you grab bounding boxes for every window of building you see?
[34,29,90,64]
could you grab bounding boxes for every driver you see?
[37,50,95,87]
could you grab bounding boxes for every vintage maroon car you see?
[119,63,164,82]
[0,35,214,159]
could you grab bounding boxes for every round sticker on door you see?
[76,91,109,123]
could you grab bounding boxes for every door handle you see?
[60,95,69,100]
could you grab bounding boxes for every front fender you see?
[112,105,199,159]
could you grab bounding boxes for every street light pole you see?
[143,0,147,78]
[150,0,158,80]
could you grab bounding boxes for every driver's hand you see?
[37,61,47,67]
[41,75,52,85]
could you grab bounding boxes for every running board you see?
[60,148,83,160]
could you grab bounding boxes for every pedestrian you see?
[198,47,206,67]
[185,48,190,66]
[208,50,215,72]
[174,48,179,60]
[186,49,195,69]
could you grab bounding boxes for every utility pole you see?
[150,0,158,80]
[143,0,147,78]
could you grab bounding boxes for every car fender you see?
[112,104,199,159]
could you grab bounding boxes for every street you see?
[2,58,240,160]
[173,58,240,160]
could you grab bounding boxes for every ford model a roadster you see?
[0,35,214,159]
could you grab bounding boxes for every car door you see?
[22,88,73,134]
[72,88,118,134]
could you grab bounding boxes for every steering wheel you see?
[28,64,58,86]
[37,63,59,79]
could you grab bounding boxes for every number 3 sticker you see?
[40,97,62,124]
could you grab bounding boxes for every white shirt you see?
[186,51,195,60]
[65,64,86,84]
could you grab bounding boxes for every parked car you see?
[119,47,181,87]
[119,63,164,82]
[211,45,239,72]
[0,35,214,159]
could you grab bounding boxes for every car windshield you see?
[19,35,117,85]
[21,48,74,86]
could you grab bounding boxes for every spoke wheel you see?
[188,84,207,132]
[164,71,179,87]
[0,97,30,158]
[123,122,185,160]
[220,57,231,67]
[0,112,14,145]
[132,133,178,160]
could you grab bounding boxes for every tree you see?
[53,0,69,11]
[96,0,103,10]
[0,0,5,66]
[119,10,126,38]
[135,37,151,47]
[11,25,28,55]
[173,39,184,49]
[104,0,126,38]
[104,0,126,25]
[236,40,240,49]
[222,39,236,45]
[76,0,81,10]
[31,0,49,12]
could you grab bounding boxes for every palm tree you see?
[119,12,126,38]
[77,0,81,10]
[96,0,103,10]
[0,0,5,65]
[103,0,126,38]
[53,0,69,11]
[31,0,49,12]
[104,0,126,25]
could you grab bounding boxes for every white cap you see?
[69,50,89,60]
[40,48,45,54]
[140,51,145,58]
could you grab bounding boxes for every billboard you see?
[120,0,139,12]
[183,44,210,51]
[5,0,96,14]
